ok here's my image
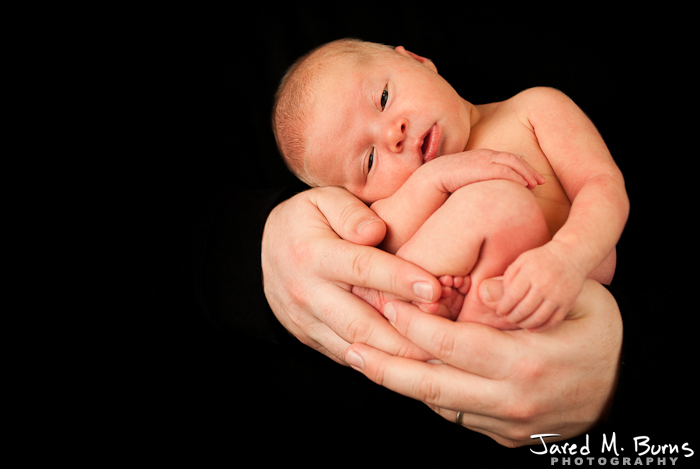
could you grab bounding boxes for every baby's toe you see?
[438,275,454,287]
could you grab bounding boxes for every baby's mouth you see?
[421,124,439,163]
[421,133,430,156]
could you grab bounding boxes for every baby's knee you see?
[497,181,547,233]
[451,180,548,239]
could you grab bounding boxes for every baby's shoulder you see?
[483,87,579,131]
[475,88,578,139]
[503,87,576,115]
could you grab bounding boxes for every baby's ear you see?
[395,46,438,73]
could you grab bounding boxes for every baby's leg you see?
[396,179,550,329]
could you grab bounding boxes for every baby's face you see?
[304,48,472,204]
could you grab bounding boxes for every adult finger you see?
[382,300,517,378]
[425,403,531,448]
[345,343,536,447]
[309,283,435,362]
[345,342,505,418]
[309,187,442,304]
[312,236,442,304]
[309,186,387,246]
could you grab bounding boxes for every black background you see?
[79,3,696,465]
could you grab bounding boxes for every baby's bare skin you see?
[279,41,628,332]
[358,89,619,331]
[366,179,550,329]
[467,92,616,284]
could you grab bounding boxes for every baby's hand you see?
[480,243,587,332]
[428,149,546,193]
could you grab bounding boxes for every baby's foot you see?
[438,275,470,295]
[352,275,470,321]
[432,275,470,320]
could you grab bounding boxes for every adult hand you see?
[345,279,622,447]
[261,186,443,364]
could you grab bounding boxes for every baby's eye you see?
[368,149,374,171]
[380,86,388,110]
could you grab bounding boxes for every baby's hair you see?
[271,38,394,186]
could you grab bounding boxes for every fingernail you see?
[346,350,364,370]
[413,282,433,302]
[356,218,379,235]
[483,283,492,302]
[383,303,397,324]
[480,278,504,303]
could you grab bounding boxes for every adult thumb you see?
[480,276,504,307]
[311,187,387,246]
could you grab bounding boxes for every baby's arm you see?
[493,87,629,329]
[371,149,545,254]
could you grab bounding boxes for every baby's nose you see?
[386,119,407,153]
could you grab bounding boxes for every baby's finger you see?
[520,300,570,332]
[493,152,545,188]
[514,298,556,330]
[492,273,531,317]
[505,152,545,183]
[504,291,543,324]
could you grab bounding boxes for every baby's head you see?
[272,38,471,204]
